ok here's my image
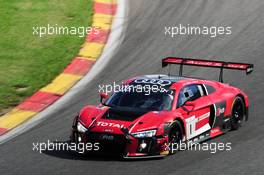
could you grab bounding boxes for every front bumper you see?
[70,129,169,158]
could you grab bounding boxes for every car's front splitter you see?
[71,129,169,158]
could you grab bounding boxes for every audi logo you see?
[134,78,172,86]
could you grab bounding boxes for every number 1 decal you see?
[185,116,197,139]
[185,112,211,140]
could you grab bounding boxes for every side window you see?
[205,84,216,94]
[177,84,202,108]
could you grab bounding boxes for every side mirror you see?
[100,93,109,104]
[184,100,195,107]
[121,127,129,134]
[182,100,195,114]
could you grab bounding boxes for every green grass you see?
[0,0,93,114]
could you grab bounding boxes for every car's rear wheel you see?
[231,96,245,130]
[168,120,183,154]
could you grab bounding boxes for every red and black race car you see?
[70,57,254,158]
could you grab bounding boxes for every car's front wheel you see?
[168,120,183,154]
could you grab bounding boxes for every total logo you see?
[97,122,124,129]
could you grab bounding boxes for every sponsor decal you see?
[210,127,221,134]
[97,122,124,129]
[100,134,114,141]
[189,133,210,143]
[217,107,225,116]
[103,129,114,132]
[224,118,230,122]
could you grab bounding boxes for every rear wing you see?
[162,57,254,82]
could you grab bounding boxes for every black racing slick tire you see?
[168,120,184,154]
[230,96,246,130]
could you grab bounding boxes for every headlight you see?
[131,130,157,138]
[77,122,87,133]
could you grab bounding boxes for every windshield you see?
[105,90,174,111]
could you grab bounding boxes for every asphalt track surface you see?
[1,0,264,174]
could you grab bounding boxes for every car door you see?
[177,84,212,140]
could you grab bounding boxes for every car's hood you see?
[79,105,180,135]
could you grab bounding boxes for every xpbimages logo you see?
[166,141,232,154]
[32,24,101,37]
[165,24,232,38]
[98,81,170,95]
[32,140,100,154]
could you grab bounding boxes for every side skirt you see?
[186,116,232,145]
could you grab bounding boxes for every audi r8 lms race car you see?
[70,57,254,159]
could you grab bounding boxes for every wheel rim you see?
[169,128,181,144]
[233,101,244,124]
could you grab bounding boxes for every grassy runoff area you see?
[0,0,93,115]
